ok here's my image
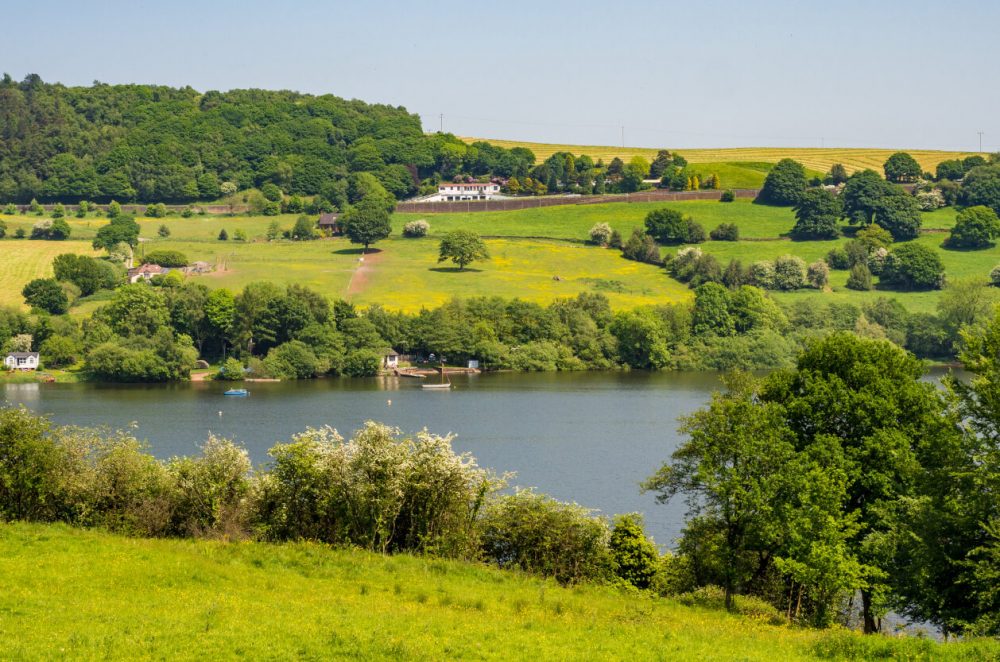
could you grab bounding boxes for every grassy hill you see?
[1,522,995,660]
[0,199,991,316]
[462,137,976,179]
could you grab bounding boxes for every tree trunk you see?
[861,589,880,634]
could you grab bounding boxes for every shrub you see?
[881,243,945,290]
[772,255,807,290]
[675,586,785,625]
[233,229,248,242]
[0,407,68,521]
[791,188,842,240]
[0,219,6,238]
[166,436,252,538]
[180,207,194,218]
[644,208,688,245]
[403,219,430,238]
[621,228,661,264]
[145,203,168,218]
[825,247,850,270]
[945,205,1000,249]
[868,247,889,275]
[157,224,170,238]
[807,260,829,289]
[748,261,776,289]
[217,358,245,381]
[709,223,739,241]
[915,189,945,211]
[218,229,228,241]
[608,229,622,249]
[30,218,71,240]
[846,263,873,291]
[263,341,324,379]
[481,489,611,585]
[991,265,1000,287]
[588,222,612,245]
[290,216,316,241]
[609,514,661,590]
[719,189,735,203]
[142,250,189,268]
[685,220,706,244]
[343,349,381,377]
[14,228,25,239]
[39,336,81,368]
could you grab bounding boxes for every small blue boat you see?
[224,388,249,397]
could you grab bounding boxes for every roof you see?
[383,349,400,357]
[129,263,165,275]
[439,182,499,188]
[6,352,39,359]
[318,213,340,226]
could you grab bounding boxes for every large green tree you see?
[758,159,807,206]
[342,199,392,252]
[945,205,1000,249]
[882,152,922,183]
[790,188,842,239]
[437,229,489,271]
[761,333,954,633]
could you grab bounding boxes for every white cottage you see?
[433,182,501,201]
[4,352,39,371]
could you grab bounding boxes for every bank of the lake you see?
[3,370,724,546]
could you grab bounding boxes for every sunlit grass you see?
[3,522,993,660]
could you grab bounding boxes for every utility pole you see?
[620,124,624,148]
[439,113,443,133]
[978,131,984,152]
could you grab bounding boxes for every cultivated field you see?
[0,200,989,316]
[2,522,992,660]
[463,137,977,177]
[0,240,101,308]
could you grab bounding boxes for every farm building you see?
[127,263,168,284]
[427,182,502,202]
[318,213,341,235]
[4,352,39,371]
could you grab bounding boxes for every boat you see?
[422,363,451,390]
[223,388,249,396]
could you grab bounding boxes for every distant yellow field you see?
[461,137,976,176]
[0,241,101,308]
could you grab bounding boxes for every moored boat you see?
[224,388,249,396]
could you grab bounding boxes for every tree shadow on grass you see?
[333,247,382,255]
[429,266,484,273]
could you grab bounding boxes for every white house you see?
[431,182,501,202]
[4,352,39,371]
[127,263,168,284]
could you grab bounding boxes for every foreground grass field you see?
[0,199,985,316]
[1,523,996,660]
[463,137,976,178]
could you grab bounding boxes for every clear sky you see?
[6,0,998,151]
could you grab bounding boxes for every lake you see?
[1,371,727,547]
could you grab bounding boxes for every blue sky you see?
[6,0,998,151]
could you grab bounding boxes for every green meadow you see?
[0,199,990,315]
[1,522,995,660]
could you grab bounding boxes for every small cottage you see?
[4,352,39,371]
[127,263,168,284]
[382,350,400,370]
[318,213,341,235]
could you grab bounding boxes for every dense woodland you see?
[0,75,722,206]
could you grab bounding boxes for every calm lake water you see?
[2,371,726,547]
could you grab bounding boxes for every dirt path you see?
[346,250,385,297]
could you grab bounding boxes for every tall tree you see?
[758,159,807,206]
[437,230,489,271]
[342,199,392,252]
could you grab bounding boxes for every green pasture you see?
[1,522,992,660]
[0,201,983,316]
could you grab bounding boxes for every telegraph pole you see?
[620,124,624,148]
[978,131,984,152]
[439,114,443,133]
